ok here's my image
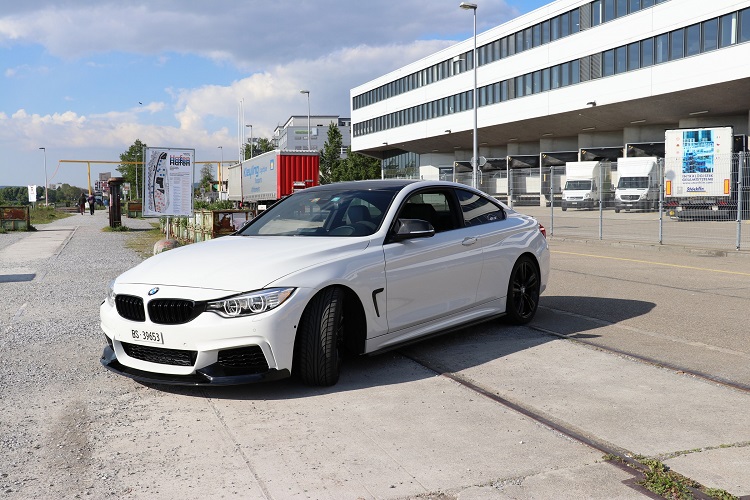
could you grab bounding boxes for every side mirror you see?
[390,219,435,242]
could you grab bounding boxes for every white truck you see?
[614,157,659,212]
[561,161,612,211]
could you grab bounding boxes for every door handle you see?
[462,237,477,246]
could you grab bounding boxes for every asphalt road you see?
[1,214,749,499]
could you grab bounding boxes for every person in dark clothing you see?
[78,192,87,215]
[87,194,96,215]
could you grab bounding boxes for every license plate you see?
[130,329,164,344]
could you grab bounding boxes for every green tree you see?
[198,164,214,194]
[319,123,343,184]
[117,139,147,198]
[336,148,381,182]
[243,137,275,160]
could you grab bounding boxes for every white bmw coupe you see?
[100,180,549,386]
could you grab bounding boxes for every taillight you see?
[539,223,547,238]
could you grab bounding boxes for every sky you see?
[0,0,549,189]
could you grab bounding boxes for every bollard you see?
[107,177,124,228]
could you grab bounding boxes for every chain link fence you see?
[476,153,749,252]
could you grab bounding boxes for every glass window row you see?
[353,7,750,138]
[352,0,671,111]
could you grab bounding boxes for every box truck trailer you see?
[663,127,749,220]
[561,161,612,211]
[614,157,659,212]
[227,150,319,211]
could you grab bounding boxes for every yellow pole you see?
[87,162,92,195]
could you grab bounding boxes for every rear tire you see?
[295,288,344,386]
[505,256,540,325]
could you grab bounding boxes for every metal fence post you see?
[549,166,555,236]
[599,161,603,240]
[737,152,745,251]
[659,157,664,245]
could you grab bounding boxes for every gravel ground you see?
[0,211,159,498]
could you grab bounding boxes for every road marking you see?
[551,250,750,277]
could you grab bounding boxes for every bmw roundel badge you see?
[148,287,159,296]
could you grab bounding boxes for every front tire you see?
[295,288,345,386]
[505,256,540,325]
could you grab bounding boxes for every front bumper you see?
[100,345,290,385]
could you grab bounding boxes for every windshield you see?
[617,177,649,189]
[564,180,592,190]
[237,188,397,237]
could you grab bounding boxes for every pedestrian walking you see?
[87,194,96,215]
[78,192,87,215]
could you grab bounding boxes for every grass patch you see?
[124,223,164,259]
[102,225,131,232]
[30,206,74,225]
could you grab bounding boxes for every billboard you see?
[664,127,733,198]
[142,147,195,217]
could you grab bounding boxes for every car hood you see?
[116,236,372,293]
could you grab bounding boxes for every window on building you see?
[561,62,571,86]
[551,16,560,40]
[561,13,570,37]
[572,8,580,32]
[516,76,525,97]
[592,1,602,26]
[686,24,701,56]
[541,20,550,43]
[614,46,627,73]
[542,68,551,91]
[604,0,615,22]
[642,0,653,6]
[508,35,516,56]
[655,33,669,63]
[603,49,615,76]
[532,24,541,47]
[700,18,718,52]
[616,0,627,17]
[641,37,654,66]
[741,8,750,43]
[524,73,533,95]
[571,59,580,84]
[551,65,561,89]
[532,71,541,93]
[670,28,685,59]
[500,80,509,101]
[627,42,640,70]
[720,12,737,48]
[500,37,508,58]
[524,28,532,50]
[629,0,640,13]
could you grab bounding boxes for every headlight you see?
[206,288,295,318]
[106,279,116,307]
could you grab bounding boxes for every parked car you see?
[100,180,549,386]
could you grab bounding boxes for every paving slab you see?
[664,446,750,497]
[402,326,750,497]
[0,226,74,263]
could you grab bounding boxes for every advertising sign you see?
[664,127,733,198]
[142,147,195,217]
[27,185,37,203]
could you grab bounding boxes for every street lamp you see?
[246,124,253,158]
[300,90,311,150]
[460,2,478,189]
[39,147,48,205]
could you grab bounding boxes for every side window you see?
[456,189,506,226]
[399,191,459,232]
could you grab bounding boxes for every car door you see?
[382,188,485,336]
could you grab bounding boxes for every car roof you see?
[303,179,419,193]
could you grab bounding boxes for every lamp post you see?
[217,146,224,199]
[300,90,311,150]
[246,124,253,158]
[460,2,478,189]
[39,147,48,205]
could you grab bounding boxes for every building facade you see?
[350,0,750,191]
[275,115,351,156]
